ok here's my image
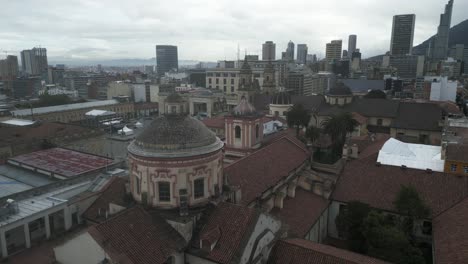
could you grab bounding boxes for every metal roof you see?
[11,100,119,116]
[0,119,36,126]
[0,181,91,227]
[0,175,33,198]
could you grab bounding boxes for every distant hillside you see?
[48,57,211,67]
[413,19,468,55]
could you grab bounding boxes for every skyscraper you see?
[156,45,178,77]
[0,55,19,80]
[20,47,48,76]
[390,14,416,55]
[429,0,454,60]
[297,44,308,64]
[326,40,342,62]
[286,41,295,61]
[262,41,276,61]
[348,35,357,57]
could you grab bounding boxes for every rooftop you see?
[11,99,120,116]
[332,153,468,217]
[433,196,468,264]
[377,138,444,172]
[445,144,468,163]
[85,109,116,117]
[88,206,186,264]
[268,239,390,264]
[8,148,113,179]
[0,181,91,227]
[391,102,443,132]
[192,202,258,264]
[342,79,385,93]
[270,188,329,238]
[225,136,309,206]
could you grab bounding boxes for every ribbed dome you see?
[328,82,353,96]
[271,92,292,105]
[128,115,223,158]
[233,96,257,116]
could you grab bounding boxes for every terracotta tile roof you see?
[433,196,468,264]
[271,188,329,237]
[351,112,368,125]
[331,154,468,217]
[83,177,129,223]
[88,206,186,264]
[268,239,390,264]
[445,144,468,163]
[196,202,258,264]
[202,115,225,129]
[225,136,310,206]
[347,134,390,159]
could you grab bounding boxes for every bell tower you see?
[262,61,276,94]
[224,96,264,161]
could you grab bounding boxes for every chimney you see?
[342,144,349,159]
[350,144,359,159]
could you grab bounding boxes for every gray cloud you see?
[0,0,467,61]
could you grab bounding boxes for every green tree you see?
[364,90,387,99]
[335,201,371,253]
[394,185,431,236]
[286,104,311,136]
[363,211,425,264]
[322,112,358,155]
[305,126,321,144]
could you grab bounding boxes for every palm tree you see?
[305,126,321,144]
[286,104,311,136]
[322,112,358,155]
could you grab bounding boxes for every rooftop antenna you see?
[237,44,240,62]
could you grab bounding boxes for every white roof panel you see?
[377,138,444,172]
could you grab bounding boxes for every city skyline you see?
[0,0,467,62]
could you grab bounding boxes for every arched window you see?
[377,119,383,126]
[266,76,270,81]
[255,124,260,139]
[235,125,241,139]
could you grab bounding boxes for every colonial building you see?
[128,93,224,209]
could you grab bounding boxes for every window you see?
[135,177,141,194]
[266,76,270,81]
[158,182,171,202]
[216,78,219,84]
[274,111,279,117]
[231,87,234,92]
[235,126,241,139]
[255,124,259,139]
[377,119,383,126]
[223,86,227,92]
[215,73,221,77]
[451,164,458,172]
[194,178,204,199]
[231,79,235,84]
[464,166,468,174]
[223,73,228,77]
[171,106,177,114]
[208,78,212,84]
[231,73,237,77]
[223,79,227,85]
[241,78,245,85]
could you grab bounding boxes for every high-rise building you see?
[306,54,317,64]
[348,35,357,57]
[156,45,178,77]
[286,41,295,61]
[0,55,19,80]
[326,40,342,62]
[342,50,348,59]
[297,44,308,64]
[429,0,454,60]
[20,47,48,76]
[390,14,416,55]
[262,41,276,61]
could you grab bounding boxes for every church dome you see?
[271,92,292,105]
[328,82,353,96]
[233,96,257,116]
[128,115,223,158]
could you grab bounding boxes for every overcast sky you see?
[0,0,466,62]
